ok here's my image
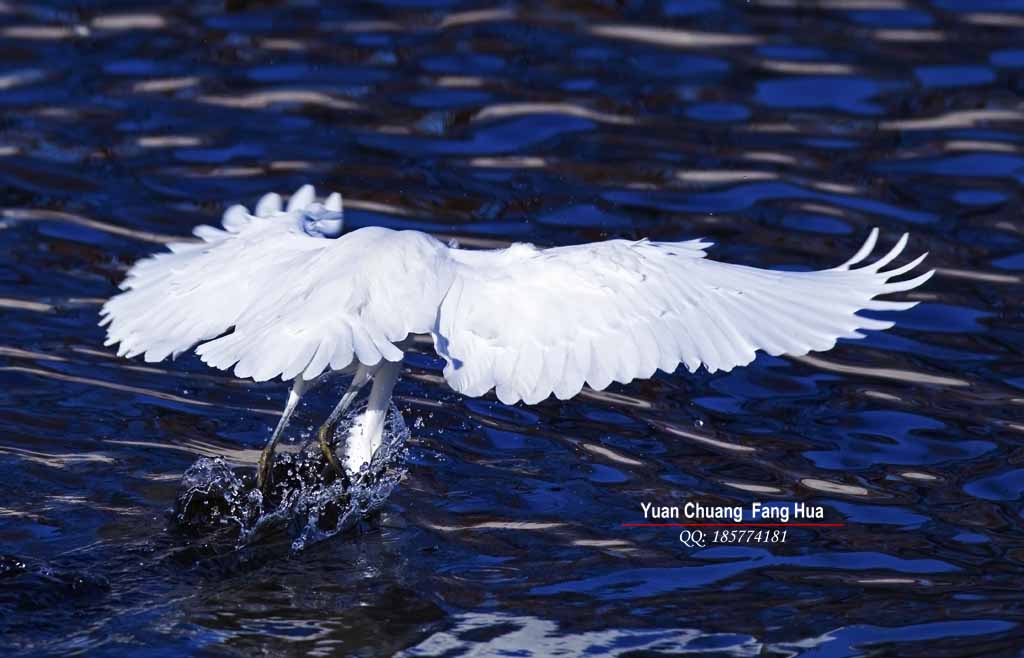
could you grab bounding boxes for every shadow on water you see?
[1,0,1024,655]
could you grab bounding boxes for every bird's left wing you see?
[433,230,932,405]
[101,186,452,382]
[101,186,330,366]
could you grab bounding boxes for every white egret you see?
[100,185,933,492]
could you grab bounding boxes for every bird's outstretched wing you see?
[102,187,931,399]
[433,230,932,404]
[101,186,451,382]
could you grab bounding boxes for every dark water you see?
[2,0,1024,655]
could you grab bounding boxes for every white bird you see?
[100,184,933,492]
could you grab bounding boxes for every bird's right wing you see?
[432,230,932,405]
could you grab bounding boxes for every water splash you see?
[171,401,409,552]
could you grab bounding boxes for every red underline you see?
[622,523,845,527]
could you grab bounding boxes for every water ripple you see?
[1,0,1023,655]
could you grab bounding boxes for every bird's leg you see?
[317,364,372,479]
[343,360,402,477]
[257,377,307,495]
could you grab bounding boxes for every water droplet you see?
[171,402,409,552]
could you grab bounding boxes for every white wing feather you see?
[433,228,932,404]
[101,186,453,382]
[101,188,931,400]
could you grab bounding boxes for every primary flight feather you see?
[100,185,933,486]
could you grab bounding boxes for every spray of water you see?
[171,401,409,552]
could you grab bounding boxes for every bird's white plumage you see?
[437,232,930,404]
[101,185,933,405]
[101,185,453,382]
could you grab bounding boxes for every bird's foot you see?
[316,410,385,490]
[317,422,346,478]
[256,441,276,497]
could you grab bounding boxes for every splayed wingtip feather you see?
[255,192,282,217]
[835,227,879,270]
[287,184,315,212]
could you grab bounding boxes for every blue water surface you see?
[1,1,1023,657]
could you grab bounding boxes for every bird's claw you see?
[318,422,349,484]
[256,448,274,498]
